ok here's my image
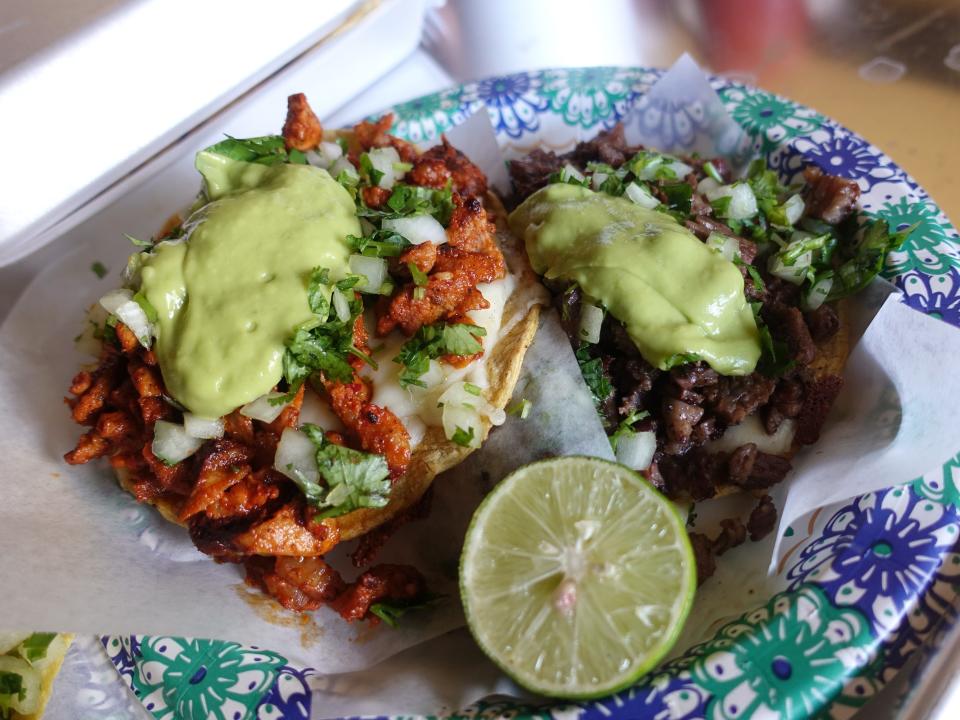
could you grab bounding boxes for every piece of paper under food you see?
[622,53,753,166]
[772,293,960,565]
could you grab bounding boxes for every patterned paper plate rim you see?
[95,67,960,720]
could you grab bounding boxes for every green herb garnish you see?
[395,323,487,388]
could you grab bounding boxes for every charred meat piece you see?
[508,148,563,200]
[332,564,426,622]
[748,495,778,541]
[411,137,488,198]
[804,303,840,343]
[764,304,816,365]
[701,374,777,426]
[802,166,860,225]
[246,556,346,613]
[282,93,323,151]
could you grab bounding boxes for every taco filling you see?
[508,125,909,580]
[64,94,540,620]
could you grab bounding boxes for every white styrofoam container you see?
[0,0,426,266]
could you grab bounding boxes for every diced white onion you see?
[578,303,604,344]
[349,254,388,294]
[615,430,657,471]
[726,183,758,219]
[700,180,758,220]
[802,275,834,311]
[665,159,694,178]
[332,287,351,322]
[635,155,664,180]
[438,382,481,410]
[122,251,146,287]
[99,289,153,347]
[360,218,376,236]
[274,427,319,484]
[625,182,660,209]
[329,156,358,181]
[438,381,505,448]
[299,386,345,431]
[307,141,343,169]
[183,413,224,439]
[382,214,447,246]
[783,194,805,225]
[0,655,41,714]
[152,420,203,465]
[706,232,739,262]
[697,176,721,196]
[238,392,290,423]
[442,404,482,448]
[561,163,585,183]
[591,172,608,191]
[368,146,404,189]
[768,254,810,285]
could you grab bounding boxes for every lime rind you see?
[460,456,696,700]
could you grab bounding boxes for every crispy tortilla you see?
[11,633,74,720]
[114,189,542,546]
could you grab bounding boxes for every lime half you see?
[460,456,696,699]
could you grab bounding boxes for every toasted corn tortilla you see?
[11,633,74,720]
[114,189,542,548]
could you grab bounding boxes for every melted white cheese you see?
[707,416,796,456]
[362,271,518,450]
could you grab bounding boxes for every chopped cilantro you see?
[294,423,391,519]
[369,594,441,627]
[282,274,365,392]
[307,267,331,318]
[0,670,23,700]
[663,353,700,369]
[752,302,795,377]
[507,398,532,419]
[451,426,475,447]
[609,410,650,452]
[18,632,56,662]
[347,229,411,258]
[702,161,723,183]
[358,182,454,225]
[90,261,108,278]
[132,291,159,323]
[660,182,693,214]
[359,152,384,186]
[124,232,153,248]
[395,323,486,388]
[203,135,289,165]
[575,343,613,412]
[408,262,428,287]
[746,265,766,293]
[828,219,915,300]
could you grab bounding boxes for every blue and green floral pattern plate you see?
[101,67,960,720]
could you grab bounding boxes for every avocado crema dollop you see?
[139,152,360,418]
[509,183,761,375]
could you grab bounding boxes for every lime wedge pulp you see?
[460,456,696,699]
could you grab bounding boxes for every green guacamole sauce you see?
[509,183,760,375]
[139,156,359,418]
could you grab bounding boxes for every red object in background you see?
[697,0,811,77]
